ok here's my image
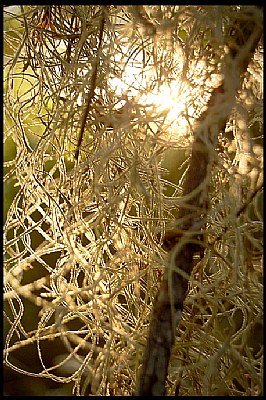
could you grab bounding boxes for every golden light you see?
[108,46,194,141]
[140,81,192,138]
[107,39,223,143]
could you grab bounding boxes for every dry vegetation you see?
[4,5,263,396]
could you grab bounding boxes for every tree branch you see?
[136,7,262,396]
[74,10,106,160]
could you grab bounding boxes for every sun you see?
[107,35,226,145]
[109,67,194,141]
[107,28,228,144]
[140,81,193,138]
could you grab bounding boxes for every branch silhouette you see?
[136,7,262,396]
[74,9,106,160]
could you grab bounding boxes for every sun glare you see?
[108,55,194,140]
[107,32,226,143]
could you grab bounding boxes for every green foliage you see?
[178,29,187,41]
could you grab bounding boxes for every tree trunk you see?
[136,7,262,396]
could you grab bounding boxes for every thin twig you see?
[236,183,263,217]
[74,10,106,160]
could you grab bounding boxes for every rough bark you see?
[136,7,262,396]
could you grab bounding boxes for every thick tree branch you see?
[136,7,262,396]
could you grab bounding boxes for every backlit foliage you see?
[4,5,263,396]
